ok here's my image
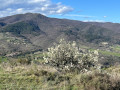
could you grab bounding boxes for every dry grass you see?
[0,62,120,90]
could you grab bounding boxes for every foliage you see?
[85,27,111,43]
[69,70,120,90]
[7,56,32,65]
[1,21,40,35]
[0,56,7,63]
[43,39,99,72]
[17,58,32,65]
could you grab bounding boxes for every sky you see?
[0,0,120,23]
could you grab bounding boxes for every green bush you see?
[17,58,32,65]
[0,56,7,63]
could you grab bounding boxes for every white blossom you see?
[43,39,99,72]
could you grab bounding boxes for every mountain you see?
[0,13,120,55]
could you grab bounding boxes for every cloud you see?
[64,14,96,18]
[83,20,105,22]
[28,0,49,3]
[103,16,107,18]
[0,0,73,17]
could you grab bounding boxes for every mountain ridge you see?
[0,13,120,55]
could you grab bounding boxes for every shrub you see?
[17,58,32,65]
[69,70,120,90]
[43,39,99,72]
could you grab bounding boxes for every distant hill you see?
[0,13,120,55]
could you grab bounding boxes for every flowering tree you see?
[43,39,99,72]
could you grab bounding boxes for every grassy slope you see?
[0,64,59,90]
[99,50,120,57]
[0,43,119,89]
[0,63,120,90]
[0,50,119,90]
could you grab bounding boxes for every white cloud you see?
[64,14,96,18]
[0,0,73,17]
[103,16,107,18]
[83,20,105,22]
[28,0,50,3]
[16,8,23,13]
